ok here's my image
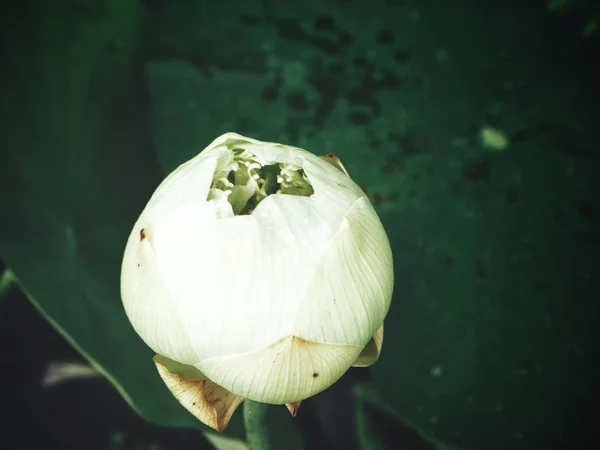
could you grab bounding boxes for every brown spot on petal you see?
[139,228,147,241]
[153,355,243,432]
[291,335,309,345]
[286,401,302,417]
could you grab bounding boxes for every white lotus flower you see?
[120,133,393,431]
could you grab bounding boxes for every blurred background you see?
[1,0,598,449]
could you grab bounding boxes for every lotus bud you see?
[120,133,393,431]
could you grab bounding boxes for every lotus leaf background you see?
[0,1,597,449]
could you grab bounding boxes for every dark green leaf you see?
[0,0,243,436]
[141,2,597,449]
[354,383,456,450]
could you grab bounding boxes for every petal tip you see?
[319,153,349,176]
[154,355,243,432]
[285,401,302,417]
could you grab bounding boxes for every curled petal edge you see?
[352,325,384,368]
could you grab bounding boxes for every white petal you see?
[250,194,332,256]
[121,218,199,365]
[290,196,394,346]
[146,154,218,222]
[197,335,362,404]
[152,213,310,360]
[241,142,306,167]
[209,132,303,167]
[303,152,363,197]
[121,140,237,367]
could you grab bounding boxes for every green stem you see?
[243,400,271,450]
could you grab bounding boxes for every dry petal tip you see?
[285,401,302,417]
[153,355,243,432]
[319,153,349,175]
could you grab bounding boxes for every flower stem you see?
[243,400,271,450]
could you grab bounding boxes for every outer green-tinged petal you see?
[154,355,243,432]
[198,335,363,404]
